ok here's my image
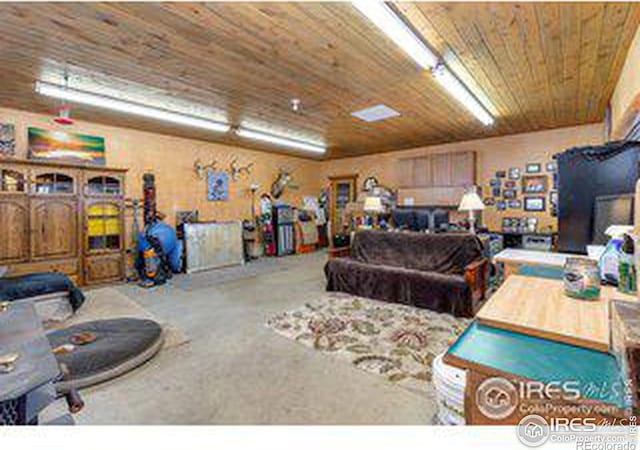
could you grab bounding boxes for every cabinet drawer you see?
[85,254,124,285]
[8,259,79,277]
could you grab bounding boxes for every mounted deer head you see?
[194,159,218,180]
[270,168,298,198]
[229,158,254,182]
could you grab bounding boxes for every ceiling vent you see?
[351,104,400,123]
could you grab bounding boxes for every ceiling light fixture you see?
[352,0,438,69]
[432,64,494,126]
[35,81,231,133]
[236,127,326,154]
[351,2,495,126]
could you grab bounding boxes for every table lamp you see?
[458,188,485,234]
[363,196,385,227]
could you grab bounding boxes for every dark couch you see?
[324,230,488,317]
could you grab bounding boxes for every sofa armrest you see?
[464,257,489,313]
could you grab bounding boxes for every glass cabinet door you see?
[86,176,122,196]
[0,169,26,193]
[86,202,122,252]
[34,172,74,194]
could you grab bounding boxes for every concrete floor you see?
[70,252,436,425]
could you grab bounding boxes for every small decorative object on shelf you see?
[563,257,600,300]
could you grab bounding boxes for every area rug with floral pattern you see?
[266,292,470,394]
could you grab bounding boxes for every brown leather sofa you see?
[324,230,488,317]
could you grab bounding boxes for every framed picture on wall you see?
[507,200,521,209]
[546,161,557,172]
[524,196,546,212]
[503,188,517,199]
[495,170,506,178]
[505,180,516,188]
[526,163,542,173]
[496,200,507,211]
[484,197,495,206]
[508,168,520,180]
[522,175,548,194]
[491,187,501,197]
[490,178,501,187]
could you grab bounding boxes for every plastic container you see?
[432,353,466,425]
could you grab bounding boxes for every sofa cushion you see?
[350,230,483,275]
[325,258,474,317]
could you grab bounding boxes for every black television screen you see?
[592,194,634,245]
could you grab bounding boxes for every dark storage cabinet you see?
[556,143,640,254]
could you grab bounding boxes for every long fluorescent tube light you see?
[35,81,230,133]
[236,127,326,154]
[432,65,494,126]
[352,1,438,69]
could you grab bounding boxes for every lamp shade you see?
[458,191,485,212]
[363,196,385,213]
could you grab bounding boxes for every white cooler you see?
[432,352,466,425]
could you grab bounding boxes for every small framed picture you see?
[524,196,546,212]
[491,187,501,197]
[526,163,542,174]
[496,200,507,211]
[505,180,516,188]
[546,161,557,172]
[549,191,558,207]
[507,200,521,209]
[495,170,506,178]
[503,188,517,199]
[522,175,548,194]
[508,168,520,180]
[484,197,495,206]
[490,178,501,187]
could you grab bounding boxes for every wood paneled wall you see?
[0,105,605,236]
[0,107,322,233]
[320,124,605,232]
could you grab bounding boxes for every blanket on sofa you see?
[324,230,483,317]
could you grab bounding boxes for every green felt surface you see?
[447,321,629,409]
[517,264,565,280]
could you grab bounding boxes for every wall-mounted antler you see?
[194,158,218,180]
[229,158,254,181]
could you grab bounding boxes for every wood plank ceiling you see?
[0,2,638,159]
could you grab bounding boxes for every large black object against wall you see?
[556,141,640,254]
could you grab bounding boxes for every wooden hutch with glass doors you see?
[0,158,127,286]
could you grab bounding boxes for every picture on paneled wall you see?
[28,127,106,165]
[508,168,520,180]
[525,163,542,173]
[546,161,557,172]
[207,171,229,201]
[507,200,521,209]
[0,123,15,156]
[524,196,546,212]
[495,170,506,178]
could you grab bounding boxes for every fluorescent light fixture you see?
[432,64,494,126]
[236,127,326,154]
[352,1,438,69]
[35,81,230,133]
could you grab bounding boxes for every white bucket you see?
[432,352,466,425]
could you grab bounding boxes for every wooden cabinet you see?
[396,151,476,206]
[0,158,126,286]
[30,197,78,260]
[328,174,358,235]
[0,195,30,264]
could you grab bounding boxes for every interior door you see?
[0,196,30,264]
[31,198,78,260]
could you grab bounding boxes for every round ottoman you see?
[47,318,164,393]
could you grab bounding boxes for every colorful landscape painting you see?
[28,127,105,165]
